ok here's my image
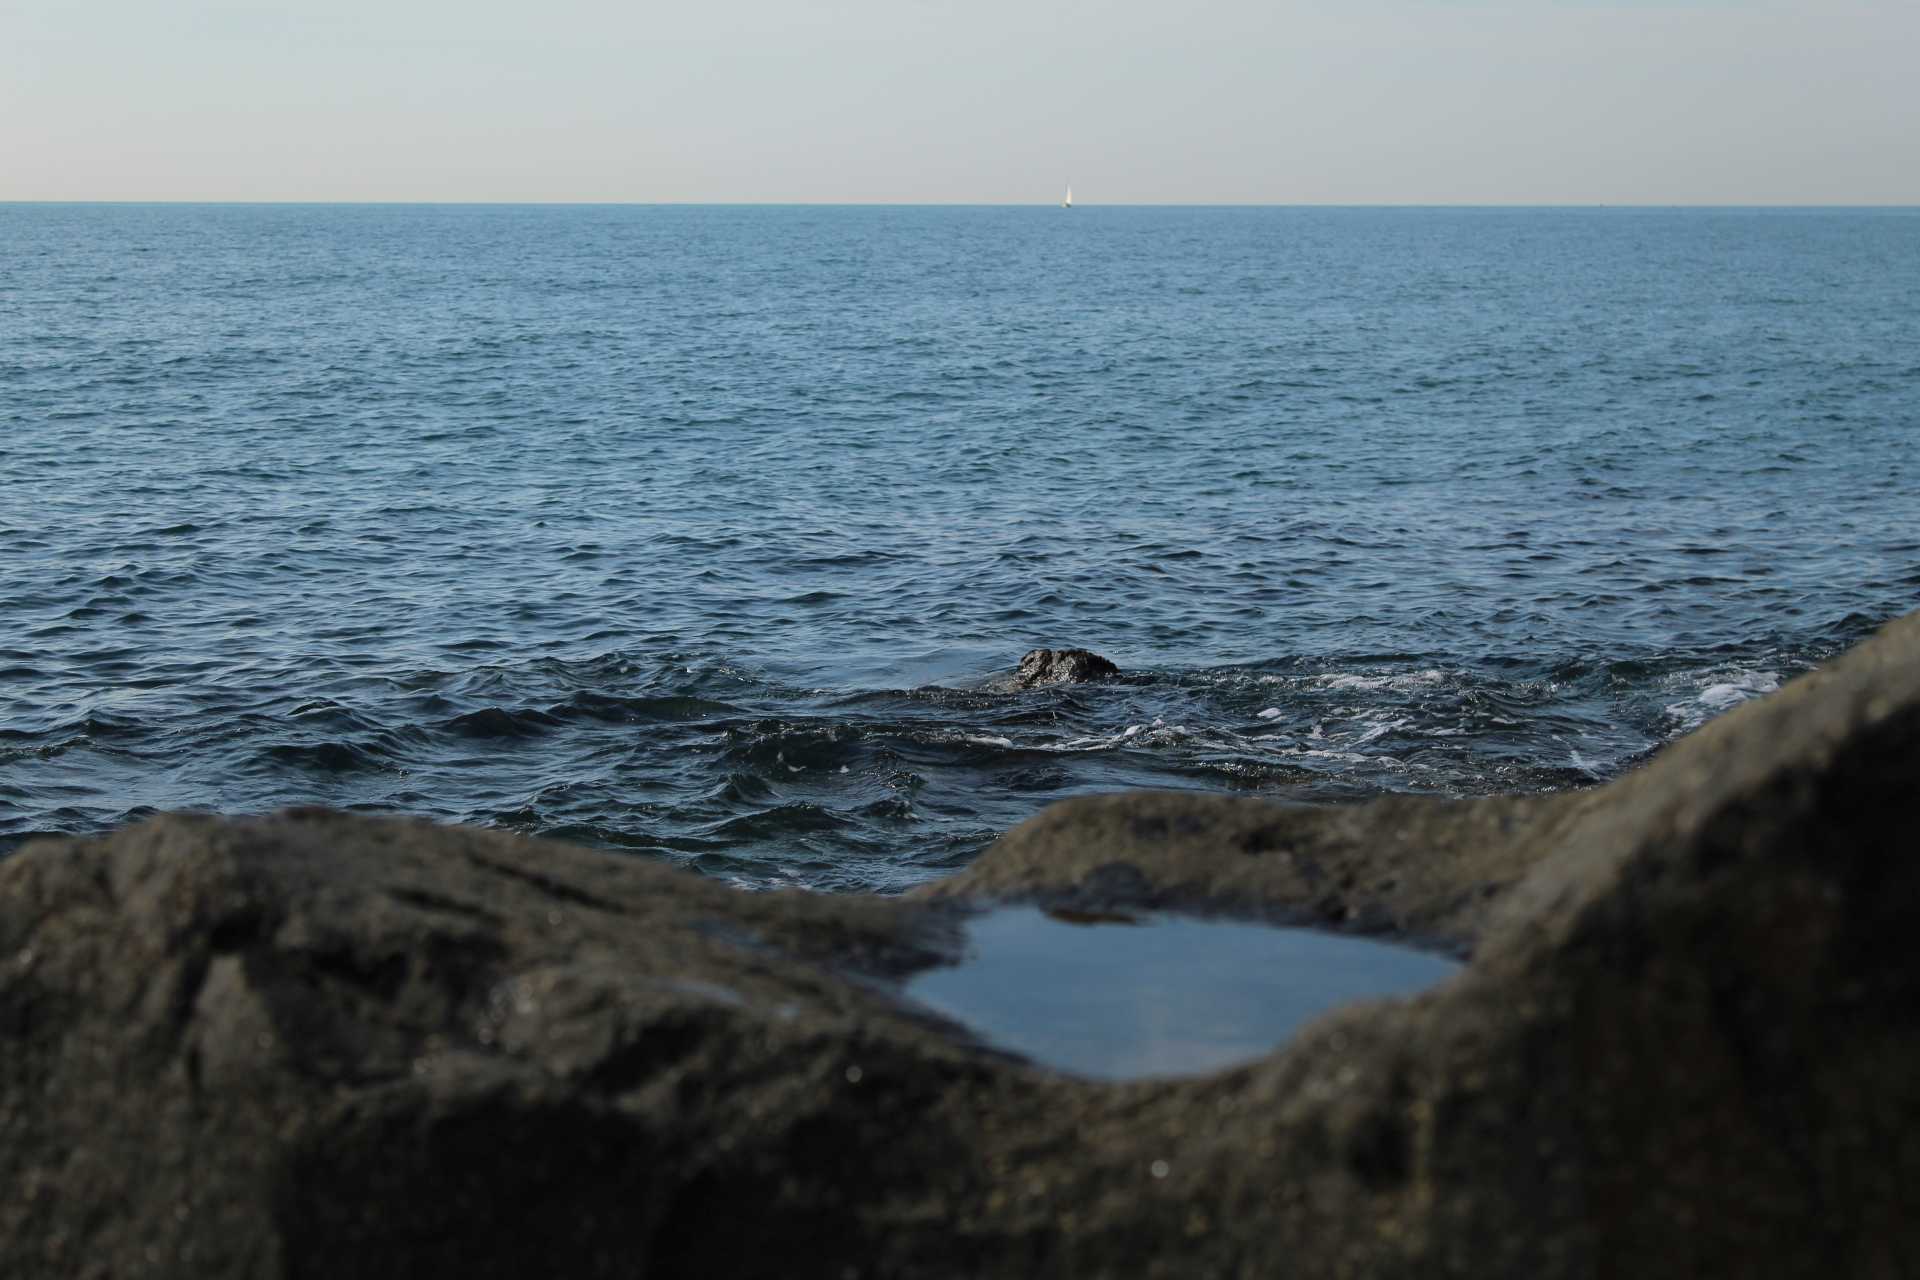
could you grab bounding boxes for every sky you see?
[2,0,1915,204]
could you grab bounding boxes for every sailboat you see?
[1062,183,1073,209]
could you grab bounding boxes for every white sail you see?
[1063,184,1073,208]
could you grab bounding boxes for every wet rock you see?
[2,610,1919,1277]
[1013,647,1121,688]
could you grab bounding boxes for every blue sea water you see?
[2,204,1917,891]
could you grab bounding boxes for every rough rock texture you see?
[3,610,1920,1278]
[917,787,1570,950]
[1013,647,1121,688]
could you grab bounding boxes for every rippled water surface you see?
[3,205,1917,889]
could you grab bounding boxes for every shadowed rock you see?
[1013,647,1120,688]
[3,611,1919,1277]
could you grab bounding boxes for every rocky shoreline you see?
[3,612,1918,1277]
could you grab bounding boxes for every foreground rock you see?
[3,611,1919,1277]
[1012,646,1121,688]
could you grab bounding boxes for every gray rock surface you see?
[1012,647,1121,688]
[3,611,1919,1277]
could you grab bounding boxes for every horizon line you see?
[4,199,1918,210]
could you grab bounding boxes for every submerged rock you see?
[1013,647,1121,688]
[3,610,1919,1277]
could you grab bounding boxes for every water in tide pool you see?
[3,205,1918,892]
[906,907,1461,1080]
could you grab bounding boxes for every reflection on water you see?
[906,906,1460,1080]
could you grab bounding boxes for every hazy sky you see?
[3,0,1915,203]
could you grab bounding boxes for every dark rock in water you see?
[1013,647,1120,688]
[4,610,1920,1277]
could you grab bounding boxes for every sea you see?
[3,204,1917,892]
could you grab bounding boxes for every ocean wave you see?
[444,707,565,739]
[552,692,741,724]
[258,739,396,775]
[1301,669,1451,693]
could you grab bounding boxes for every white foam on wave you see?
[1352,717,1409,745]
[964,735,1015,749]
[931,710,1433,772]
[1040,721,1174,753]
[1663,669,1781,732]
[1302,669,1449,693]
[1249,737,1376,765]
